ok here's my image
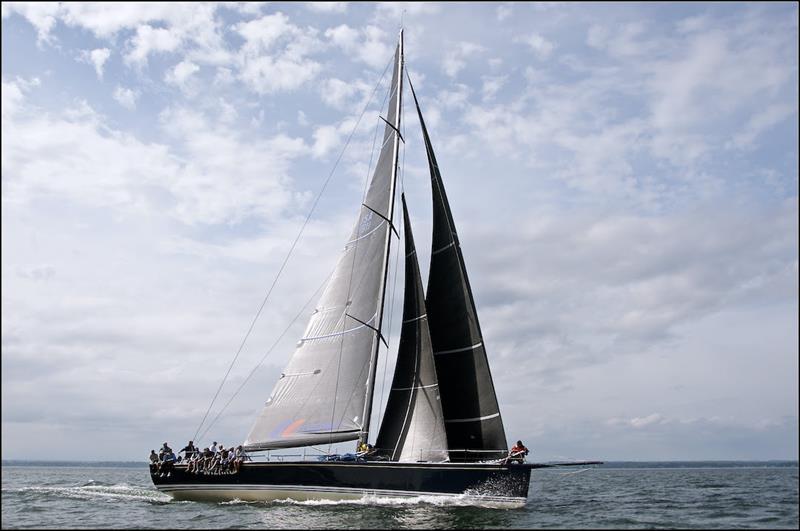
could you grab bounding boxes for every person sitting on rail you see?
[233,445,247,473]
[186,449,202,474]
[219,446,231,473]
[159,448,177,476]
[506,440,530,464]
[148,450,159,473]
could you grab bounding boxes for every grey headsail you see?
[375,195,449,462]
[244,35,404,451]
[408,76,508,462]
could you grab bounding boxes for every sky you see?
[1,2,797,462]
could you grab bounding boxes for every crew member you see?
[507,440,529,463]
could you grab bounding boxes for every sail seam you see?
[444,413,500,423]
[433,341,483,355]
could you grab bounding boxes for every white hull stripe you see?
[434,341,483,355]
[156,483,526,506]
[444,412,500,423]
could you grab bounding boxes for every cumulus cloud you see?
[164,59,200,91]
[112,85,139,109]
[125,24,182,66]
[234,12,323,94]
[442,41,485,77]
[517,32,555,59]
[305,2,348,13]
[481,75,507,101]
[78,48,111,79]
[325,24,392,69]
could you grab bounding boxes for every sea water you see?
[2,462,797,529]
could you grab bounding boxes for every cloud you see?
[374,2,440,19]
[319,77,374,111]
[496,3,513,22]
[586,22,652,58]
[112,86,139,109]
[164,60,201,91]
[517,32,555,59]
[311,124,342,158]
[78,48,111,79]
[325,24,392,69]
[629,413,666,428]
[442,41,485,77]
[305,2,348,13]
[1,2,62,43]
[481,75,507,101]
[1,77,40,118]
[727,102,798,151]
[235,12,323,94]
[125,24,183,66]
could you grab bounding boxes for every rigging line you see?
[193,54,395,443]
[197,271,332,443]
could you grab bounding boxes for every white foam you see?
[17,483,173,503]
[269,493,511,509]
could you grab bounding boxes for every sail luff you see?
[359,28,403,447]
[407,74,509,462]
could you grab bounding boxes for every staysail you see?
[408,76,509,462]
[244,35,404,451]
[374,195,449,462]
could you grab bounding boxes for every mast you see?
[359,28,404,447]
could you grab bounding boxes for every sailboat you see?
[151,29,581,507]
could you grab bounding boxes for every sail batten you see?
[407,75,509,462]
[244,38,404,451]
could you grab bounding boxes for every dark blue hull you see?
[151,461,533,507]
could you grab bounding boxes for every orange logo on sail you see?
[281,419,305,437]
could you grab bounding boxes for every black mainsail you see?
[374,195,449,462]
[408,77,509,462]
[244,34,404,451]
